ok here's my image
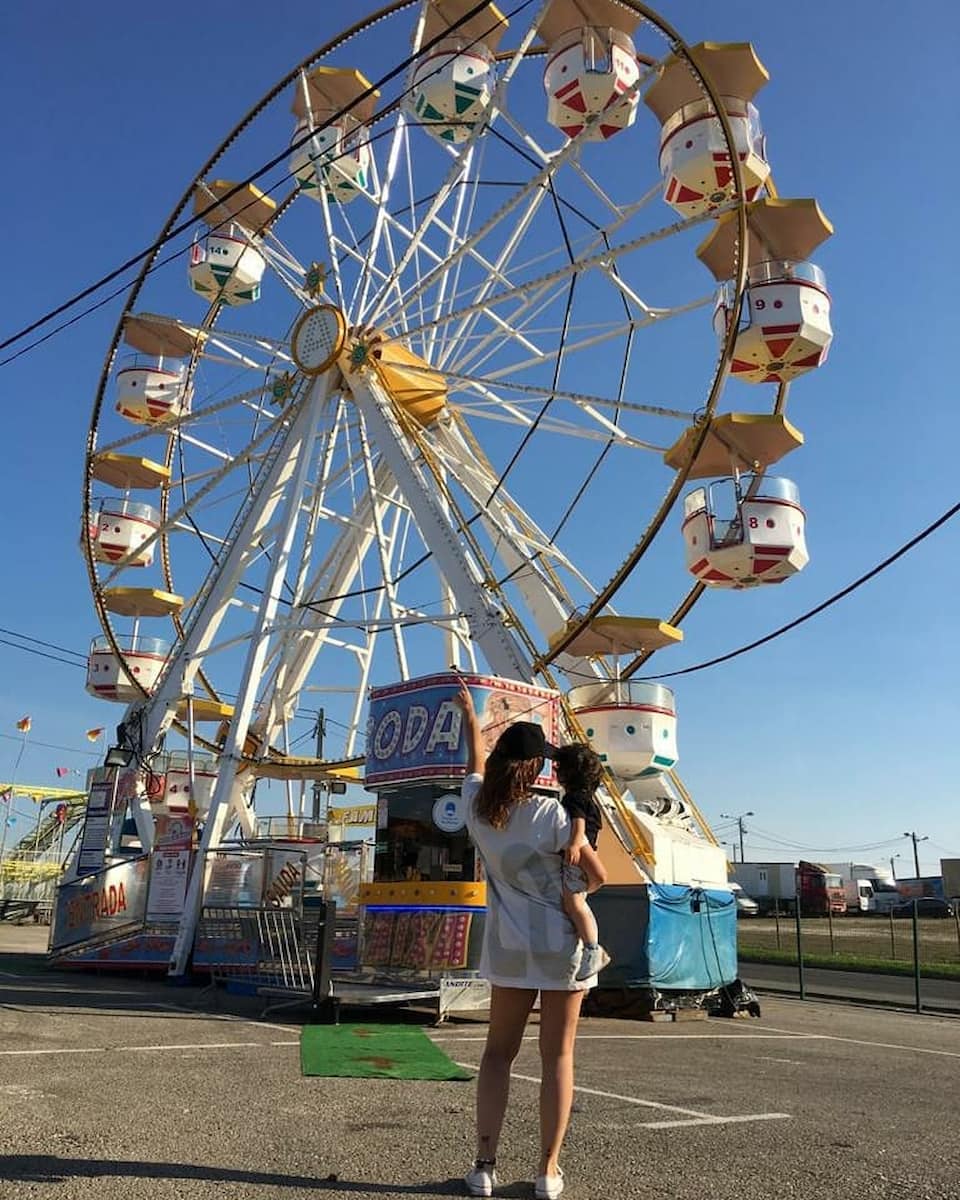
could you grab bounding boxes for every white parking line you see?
[454,1062,791,1129]
[756,1023,960,1059]
[643,1113,793,1130]
[0,1040,299,1058]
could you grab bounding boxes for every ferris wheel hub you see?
[290,304,347,376]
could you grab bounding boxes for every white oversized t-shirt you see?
[463,774,596,992]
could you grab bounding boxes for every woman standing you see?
[455,684,607,1200]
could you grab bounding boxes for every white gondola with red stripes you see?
[115,355,191,425]
[88,498,159,568]
[85,634,170,702]
[682,475,808,588]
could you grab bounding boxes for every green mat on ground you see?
[300,1023,473,1081]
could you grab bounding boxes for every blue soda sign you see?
[365,672,558,788]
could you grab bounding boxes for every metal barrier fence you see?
[196,905,315,992]
[738,900,960,1013]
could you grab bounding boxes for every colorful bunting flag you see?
[56,767,70,778]
[15,717,31,733]
[85,728,104,743]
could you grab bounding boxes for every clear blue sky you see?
[2,1,958,874]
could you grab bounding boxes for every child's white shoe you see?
[576,944,611,981]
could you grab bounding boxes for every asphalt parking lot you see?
[1,925,959,1200]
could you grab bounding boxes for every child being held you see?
[553,742,610,981]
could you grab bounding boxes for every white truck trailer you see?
[822,863,901,914]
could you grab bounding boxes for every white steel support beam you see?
[250,464,394,746]
[169,371,331,976]
[342,366,533,681]
[356,409,409,678]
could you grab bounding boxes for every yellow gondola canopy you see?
[697,198,834,281]
[90,453,170,490]
[291,67,379,124]
[249,756,363,783]
[643,42,769,124]
[123,313,204,359]
[193,180,277,235]
[664,412,804,479]
[537,0,642,44]
[423,0,509,51]
[550,615,683,657]
[175,697,235,723]
[101,588,184,619]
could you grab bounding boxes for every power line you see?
[639,496,960,682]
[0,627,86,662]
[0,0,532,365]
[0,637,85,671]
[0,731,101,758]
[0,625,359,736]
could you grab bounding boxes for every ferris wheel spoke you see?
[433,183,666,375]
[494,105,661,226]
[453,292,716,391]
[447,396,665,450]
[395,201,728,352]
[443,370,695,422]
[353,110,411,318]
[95,383,280,459]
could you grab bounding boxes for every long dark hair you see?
[474,751,543,830]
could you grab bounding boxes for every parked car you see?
[891,897,955,919]
[730,883,760,917]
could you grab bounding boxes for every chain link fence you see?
[737,900,960,1013]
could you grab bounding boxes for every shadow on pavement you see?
[0,949,266,1021]
[0,1155,530,1196]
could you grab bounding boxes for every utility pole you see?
[721,811,754,863]
[889,853,900,881]
[311,709,327,824]
[903,831,928,879]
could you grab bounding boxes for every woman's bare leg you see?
[537,989,584,1177]
[475,985,537,1163]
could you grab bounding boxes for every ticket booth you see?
[359,672,560,991]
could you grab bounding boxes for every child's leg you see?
[561,887,598,947]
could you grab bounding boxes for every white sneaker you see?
[535,1167,564,1199]
[576,944,611,981]
[464,1160,498,1197]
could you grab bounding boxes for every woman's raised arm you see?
[454,681,485,776]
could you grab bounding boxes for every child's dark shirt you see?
[561,790,602,850]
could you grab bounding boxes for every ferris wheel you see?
[80,0,833,936]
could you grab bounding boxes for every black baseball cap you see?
[494,721,556,762]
